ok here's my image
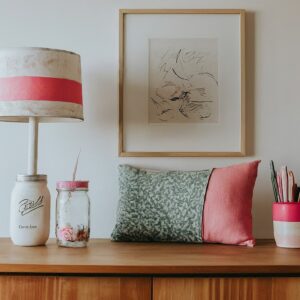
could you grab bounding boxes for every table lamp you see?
[0,47,83,246]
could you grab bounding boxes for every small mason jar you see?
[10,174,50,246]
[56,181,90,247]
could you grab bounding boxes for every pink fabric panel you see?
[202,160,260,246]
[0,76,82,104]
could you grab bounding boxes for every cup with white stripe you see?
[273,203,300,248]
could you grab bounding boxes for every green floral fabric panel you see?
[111,165,212,243]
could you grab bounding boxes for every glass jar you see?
[56,181,90,247]
[10,174,50,246]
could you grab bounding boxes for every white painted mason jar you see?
[10,175,50,246]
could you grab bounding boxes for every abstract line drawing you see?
[149,39,218,123]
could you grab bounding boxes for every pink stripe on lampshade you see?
[0,76,82,104]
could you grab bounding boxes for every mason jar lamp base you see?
[10,174,50,246]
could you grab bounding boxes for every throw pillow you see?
[111,165,212,243]
[202,160,260,246]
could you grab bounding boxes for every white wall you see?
[0,0,298,239]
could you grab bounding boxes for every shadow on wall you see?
[253,180,273,239]
[246,12,274,238]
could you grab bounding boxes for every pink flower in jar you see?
[58,227,74,241]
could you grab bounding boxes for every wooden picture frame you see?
[119,9,246,157]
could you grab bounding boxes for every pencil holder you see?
[273,203,300,248]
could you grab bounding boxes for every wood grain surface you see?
[0,239,300,274]
[153,277,300,300]
[0,276,151,300]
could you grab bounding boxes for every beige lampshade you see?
[0,47,83,122]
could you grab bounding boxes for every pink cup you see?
[273,202,300,248]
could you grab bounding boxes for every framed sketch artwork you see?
[119,9,246,157]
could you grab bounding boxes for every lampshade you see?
[0,47,83,122]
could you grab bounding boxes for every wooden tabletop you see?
[0,238,300,275]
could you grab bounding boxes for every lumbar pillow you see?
[111,161,260,246]
[111,165,212,243]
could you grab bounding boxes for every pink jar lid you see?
[56,181,89,190]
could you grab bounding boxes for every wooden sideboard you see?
[1,238,300,299]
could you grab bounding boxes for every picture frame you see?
[119,9,246,157]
